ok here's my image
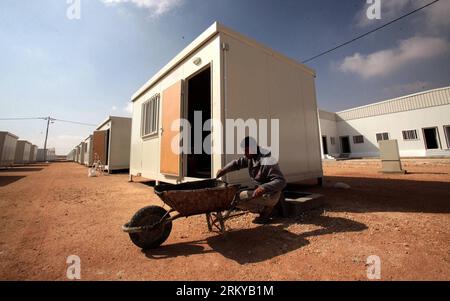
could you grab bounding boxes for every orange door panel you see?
[93,130,107,165]
[160,81,183,176]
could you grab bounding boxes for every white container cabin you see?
[14,140,32,164]
[67,149,76,162]
[29,145,38,163]
[0,131,19,167]
[129,22,323,185]
[75,146,80,163]
[92,116,132,172]
[83,135,94,166]
[37,148,56,162]
[77,142,85,165]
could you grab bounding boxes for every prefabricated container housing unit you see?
[83,135,94,166]
[37,149,46,162]
[72,149,77,161]
[29,145,38,163]
[37,148,56,162]
[129,22,323,185]
[74,146,80,163]
[92,116,132,172]
[0,131,18,167]
[14,140,32,164]
[67,149,76,161]
[77,142,85,165]
[48,148,56,161]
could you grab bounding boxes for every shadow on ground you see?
[304,176,450,214]
[0,168,43,173]
[0,175,26,187]
[406,172,448,175]
[142,174,450,263]
[143,210,367,264]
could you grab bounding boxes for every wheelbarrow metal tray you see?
[154,179,240,216]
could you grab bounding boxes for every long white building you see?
[319,86,450,158]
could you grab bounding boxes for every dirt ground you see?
[0,159,449,280]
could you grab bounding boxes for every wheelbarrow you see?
[122,179,242,249]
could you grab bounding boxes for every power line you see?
[0,117,96,126]
[52,119,97,127]
[0,117,46,121]
[0,116,96,161]
[301,0,440,63]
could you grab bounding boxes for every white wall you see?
[83,136,93,166]
[318,114,340,158]
[110,117,131,170]
[222,32,322,184]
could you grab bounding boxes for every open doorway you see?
[105,129,110,165]
[322,136,329,155]
[340,136,351,154]
[186,66,212,178]
[444,126,450,149]
[423,127,440,150]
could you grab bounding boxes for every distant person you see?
[216,137,286,224]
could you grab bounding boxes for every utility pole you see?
[43,116,51,162]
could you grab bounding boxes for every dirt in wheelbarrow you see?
[0,160,449,280]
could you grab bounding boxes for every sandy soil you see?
[0,160,449,280]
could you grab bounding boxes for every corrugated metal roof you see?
[336,87,450,121]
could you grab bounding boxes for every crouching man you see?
[216,137,287,224]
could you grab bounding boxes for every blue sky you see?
[1,0,449,154]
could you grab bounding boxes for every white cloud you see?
[112,105,118,111]
[100,0,184,16]
[338,36,449,79]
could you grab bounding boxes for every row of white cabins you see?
[0,132,56,167]
[67,23,450,185]
[68,116,132,173]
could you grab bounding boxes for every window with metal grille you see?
[353,135,364,144]
[330,137,336,145]
[141,94,160,137]
[376,132,389,141]
[402,130,418,140]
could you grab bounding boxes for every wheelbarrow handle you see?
[215,177,230,186]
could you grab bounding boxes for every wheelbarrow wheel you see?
[128,206,172,249]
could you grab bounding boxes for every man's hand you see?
[252,186,266,199]
[216,169,227,178]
